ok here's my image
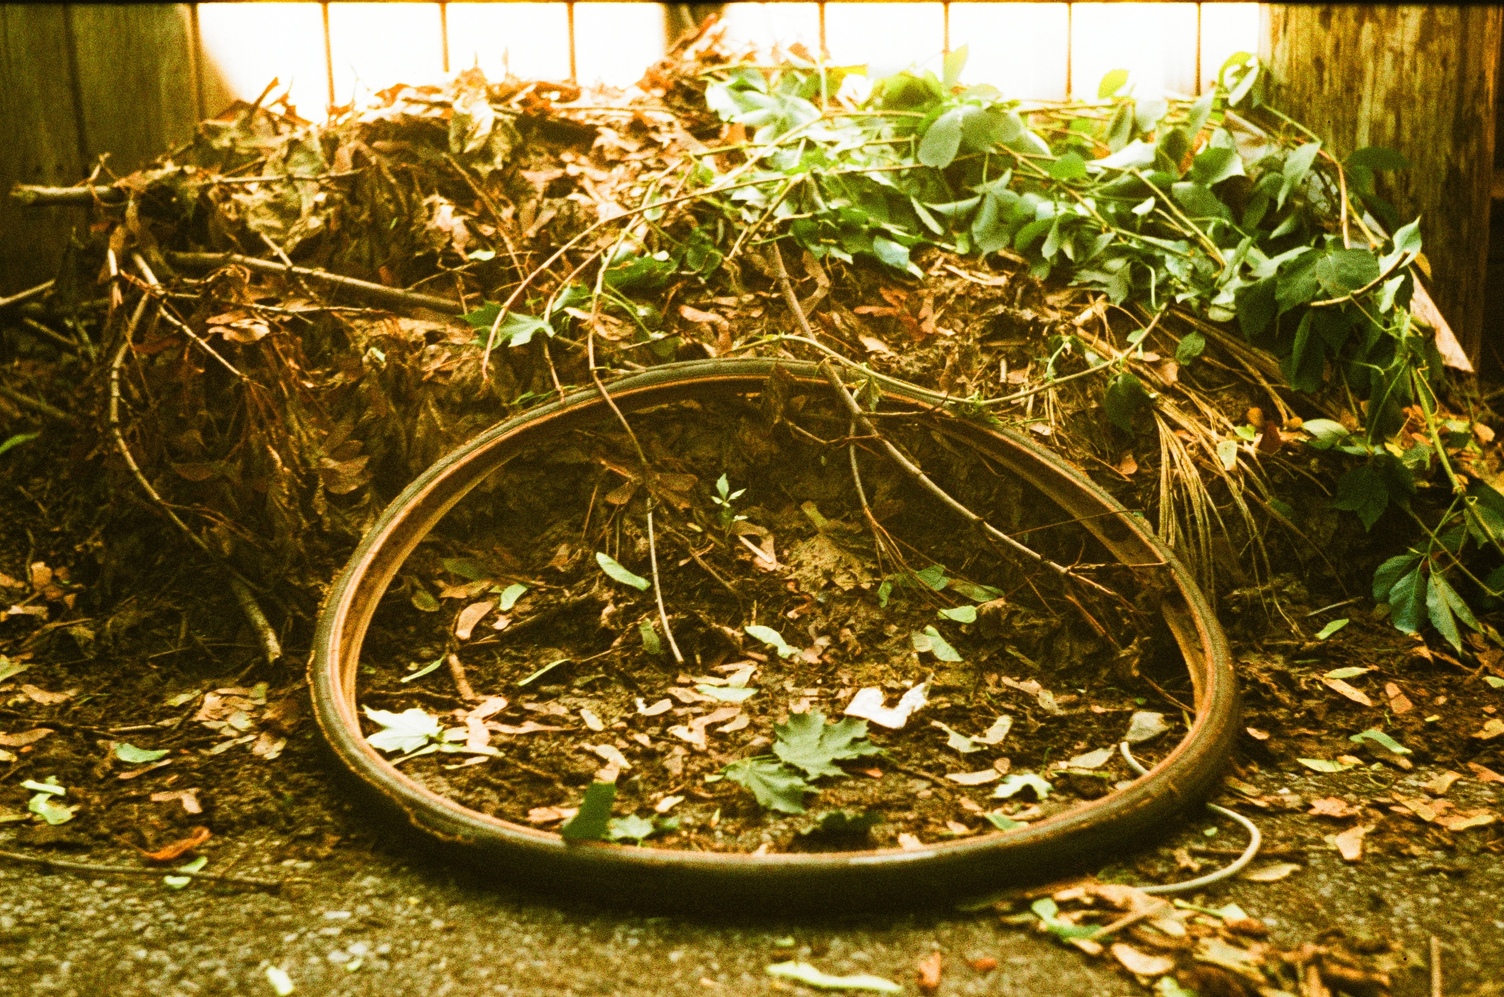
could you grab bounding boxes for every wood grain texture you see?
[0,5,85,294]
[67,4,201,174]
[1264,4,1503,365]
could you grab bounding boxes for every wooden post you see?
[1263,5,1503,369]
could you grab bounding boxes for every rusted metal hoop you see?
[310,358,1238,910]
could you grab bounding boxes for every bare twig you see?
[0,846,286,892]
[20,316,80,353]
[10,183,126,206]
[167,251,463,314]
[0,279,54,310]
[767,240,1118,600]
[230,577,283,666]
[446,652,479,702]
[1430,935,1443,997]
[646,504,685,665]
[133,253,248,381]
[0,383,76,423]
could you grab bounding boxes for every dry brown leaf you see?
[1471,718,1504,740]
[1384,682,1414,714]
[1466,761,1504,783]
[526,805,576,825]
[487,721,565,735]
[1322,678,1373,707]
[1308,797,1360,818]
[946,769,1001,786]
[20,684,73,705]
[1423,771,1462,796]
[916,952,942,994]
[0,728,53,747]
[250,732,286,760]
[454,599,494,640]
[1111,943,1176,977]
[1333,824,1369,862]
[896,833,924,851]
[141,825,212,864]
[1240,861,1301,883]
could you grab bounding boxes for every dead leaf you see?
[465,696,509,721]
[1117,453,1138,476]
[1111,943,1176,977]
[454,599,494,640]
[141,825,212,864]
[150,789,202,815]
[1308,797,1360,819]
[896,833,924,851]
[1466,761,1504,783]
[636,697,672,716]
[526,805,577,825]
[20,685,73,705]
[1436,811,1497,832]
[946,769,1001,786]
[1333,824,1369,862]
[916,952,942,994]
[1384,682,1413,714]
[1240,862,1301,882]
[0,728,53,747]
[968,957,998,972]
[1471,718,1504,740]
[1423,771,1461,796]
[859,335,892,355]
[250,732,286,760]
[28,562,52,590]
[1322,678,1373,707]
[117,759,172,780]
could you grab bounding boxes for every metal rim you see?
[309,358,1238,910]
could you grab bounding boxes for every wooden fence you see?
[2,2,1262,292]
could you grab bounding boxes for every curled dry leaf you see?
[454,599,495,640]
[0,727,53,748]
[1240,861,1301,883]
[141,825,212,864]
[1110,943,1176,977]
[843,681,930,729]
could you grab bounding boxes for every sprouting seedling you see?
[710,473,748,530]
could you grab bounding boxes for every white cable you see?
[1119,741,1263,895]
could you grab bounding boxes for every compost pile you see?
[3,20,1503,997]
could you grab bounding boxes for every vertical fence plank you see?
[197,2,329,118]
[719,2,822,56]
[1198,2,1260,91]
[1070,2,1199,99]
[68,5,201,171]
[327,2,446,107]
[447,1,572,82]
[0,6,85,293]
[573,3,666,88]
[949,3,1070,100]
[823,2,945,76]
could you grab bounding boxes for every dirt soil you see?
[3,434,1503,996]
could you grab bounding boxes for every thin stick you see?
[646,504,684,665]
[0,279,54,310]
[765,241,1115,598]
[0,383,76,423]
[167,251,463,314]
[9,183,126,206]
[230,577,282,666]
[1089,898,1173,941]
[20,316,80,353]
[1430,935,1443,997]
[0,846,285,891]
[132,253,248,380]
[446,652,479,702]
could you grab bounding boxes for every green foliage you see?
[595,551,650,591]
[773,712,883,779]
[722,756,811,814]
[560,781,617,841]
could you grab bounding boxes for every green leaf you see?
[1234,276,1278,338]
[724,756,810,814]
[605,813,657,844]
[984,812,1026,831]
[1296,758,1357,773]
[1190,146,1244,186]
[1030,897,1100,940]
[1046,152,1088,182]
[595,551,650,591]
[1331,466,1388,530]
[497,582,528,611]
[362,706,442,754]
[1185,90,1215,136]
[400,656,444,684]
[911,625,962,662]
[1169,181,1228,219]
[1097,68,1130,99]
[993,772,1053,800]
[115,742,169,764]
[1388,564,1427,634]
[870,235,911,273]
[1175,331,1206,364]
[1349,729,1411,756]
[560,781,617,841]
[410,587,440,613]
[765,962,902,994]
[0,432,39,457]
[773,712,882,780]
[27,792,77,825]
[639,618,663,656]
[938,605,977,623]
[918,108,965,169]
[933,721,981,754]
[1315,249,1381,296]
[162,855,208,889]
[1425,571,1478,652]
[942,45,969,89]
[462,304,553,347]
[915,564,949,590]
[1103,372,1151,431]
[1314,618,1350,641]
[1372,553,1422,601]
[745,624,799,659]
[1301,418,1350,449]
[947,578,1003,602]
[1347,146,1411,172]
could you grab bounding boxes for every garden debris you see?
[915,951,942,993]
[843,682,930,729]
[141,825,212,863]
[764,961,901,994]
